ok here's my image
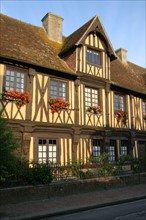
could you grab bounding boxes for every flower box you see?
[115,111,128,125]
[1,90,31,108]
[87,105,102,115]
[49,97,70,113]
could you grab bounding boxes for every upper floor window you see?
[85,87,99,109]
[4,67,25,92]
[50,79,67,100]
[87,49,101,66]
[114,93,125,111]
[142,101,146,119]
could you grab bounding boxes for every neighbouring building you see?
[0,12,146,165]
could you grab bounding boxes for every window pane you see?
[5,68,25,92]
[87,49,101,65]
[50,80,67,100]
[142,101,146,115]
[85,87,99,108]
[114,94,125,111]
[92,140,101,160]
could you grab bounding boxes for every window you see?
[120,140,128,156]
[142,101,146,119]
[87,49,101,65]
[4,67,25,92]
[85,87,99,108]
[50,79,67,100]
[114,93,125,111]
[38,139,57,163]
[92,139,102,160]
[108,140,116,161]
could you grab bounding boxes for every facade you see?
[0,12,146,165]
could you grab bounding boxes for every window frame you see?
[108,140,117,162]
[4,66,26,92]
[120,140,128,156]
[114,93,125,112]
[37,138,58,164]
[85,87,100,109]
[92,139,102,162]
[86,48,101,66]
[49,78,68,101]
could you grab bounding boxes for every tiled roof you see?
[111,59,146,94]
[0,13,145,95]
[60,16,95,55]
[0,13,73,74]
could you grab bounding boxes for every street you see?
[40,199,146,220]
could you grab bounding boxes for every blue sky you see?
[1,0,146,67]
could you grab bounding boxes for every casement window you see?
[108,140,116,161]
[92,139,102,160]
[4,67,25,92]
[50,79,67,100]
[142,101,146,119]
[120,140,128,156]
[38,139,57,164]
[85,87,99,108]
[114,93,125,111]
[87,49,101,66]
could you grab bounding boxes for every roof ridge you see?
[0,13,43,30]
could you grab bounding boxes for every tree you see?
[0,111,20,183]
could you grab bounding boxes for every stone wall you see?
[0,173,146,205]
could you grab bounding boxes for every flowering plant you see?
[115,111,128,125]
[1,90,31,107]
[87,104,102,115]
[48,97,70,113]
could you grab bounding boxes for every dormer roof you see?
[60,15,117,61]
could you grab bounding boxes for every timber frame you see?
[0,12,146,165]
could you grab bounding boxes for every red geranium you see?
[49,97,70,113]
[2,90,31,107]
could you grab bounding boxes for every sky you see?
[0,0,146,68]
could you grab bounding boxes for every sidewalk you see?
[0,184,146,220]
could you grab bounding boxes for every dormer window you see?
[87,49,101,66]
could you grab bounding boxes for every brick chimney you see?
[41,12,63,44]
[115,48,127,64]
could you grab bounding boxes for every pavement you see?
[0,184,146,220]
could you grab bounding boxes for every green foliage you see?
[0,111,20,183]
[23,161,53,185]
[0,112,19,166]
[98,164,114,177]
[89,152,108,165]
[118,154,134,165]
[0,160,53,187]
[132,154,146,173]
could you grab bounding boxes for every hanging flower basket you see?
[49,97,70,113]
[115,111,128,125]
[1,90,31,108]
[87,104,102,115]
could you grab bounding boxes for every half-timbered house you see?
[0,12,146,165]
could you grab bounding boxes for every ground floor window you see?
[120,140,128,156]
[138,141,146,158]
[38,139,57,163]
[92,139,102,160]
[108,140,116,161]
